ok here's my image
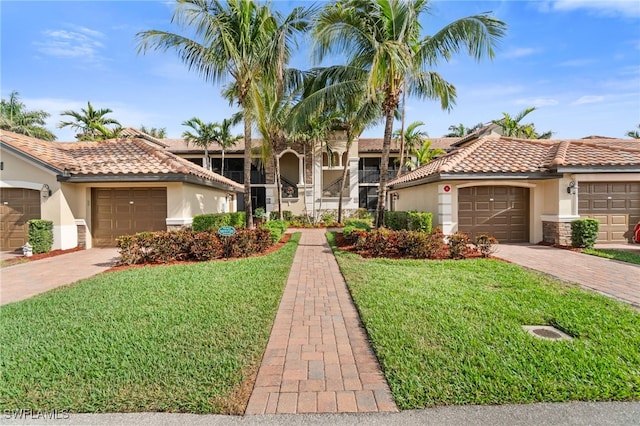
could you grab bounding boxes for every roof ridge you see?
[437,137,485,172]
[549,140,571,167]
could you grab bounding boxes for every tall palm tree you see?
[214,118,242,176]
[626,124,640,139]
[0,91,56,141]
[314,0,507,227]
[491,107,552,139]
[139,125,167,138]
[137,0,313,228]
[394,120,428,173]
[182,118,218,170]
[444,122,483,137]
[58,101,121,141]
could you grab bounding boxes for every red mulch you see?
[2,246,85,266]
[105,233,293,273]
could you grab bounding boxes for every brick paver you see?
[246,229,397,415]
[0,248,119,305]
[494,243,640,308]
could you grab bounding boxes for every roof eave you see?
[58,173,243,193]
[389,171,560,190]
[555,165,640,173]
[0,141,65,175]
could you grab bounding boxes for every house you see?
[386,134,640,244]
[164,132,457,217]
[0,130,242,251]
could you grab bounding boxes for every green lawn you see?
[0,233,300,414]
[327,233,640,410]
[582,247,640,265]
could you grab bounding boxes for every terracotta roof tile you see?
[0,130,242,191]
[357,137,458,153]
[388,136,640,187]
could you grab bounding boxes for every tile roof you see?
[118,127,168,148]
[388,136,640,187]
[357,137,458,153]
[0,130,243,191]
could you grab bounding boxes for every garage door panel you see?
[93,188,167,247]
[0,188,41,250]
[579,182,639,243]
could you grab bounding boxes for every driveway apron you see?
[494,244,640,308]
[0,248,119,305]
[246,229,397,415]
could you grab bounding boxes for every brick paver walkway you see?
[494,244,640,308]
[245,229,397,415]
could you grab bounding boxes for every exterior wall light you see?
[41,184,52,198]
[567,181,577,195]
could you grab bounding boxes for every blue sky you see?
[2,0,639,142]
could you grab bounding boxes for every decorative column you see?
[438,184,454,235]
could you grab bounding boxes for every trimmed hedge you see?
[343,219,372,239]
[192,212,246,232]
[116,228,272,265]
[571,218,600,248]
[384,211,433,233]
[261,220,288,244]
[270,210,293,221]
[27,219,53,254]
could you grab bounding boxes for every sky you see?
[1,0,639,142]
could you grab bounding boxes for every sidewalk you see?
[245,229,397,414]
[0,248,119,305]
[494,243,640,308]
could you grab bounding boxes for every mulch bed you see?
[1,247,85,267]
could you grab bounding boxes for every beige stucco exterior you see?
[1,149,237,250]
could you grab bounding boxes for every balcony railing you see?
[222,170,266,184]
[358,170,399,183]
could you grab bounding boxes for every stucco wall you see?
[167,182,234,225]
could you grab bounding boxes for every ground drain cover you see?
[522,325,572,341]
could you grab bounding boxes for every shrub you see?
[189,231,223,261]
[343,220,372,241]
[571,218,600,248]
[269,210,293,221]
[27,219,53,254]
[321,212,336,225]
[448,232,472,259]
[475,234,498,258]
[254,208,267,219]
[192,213,230,232]
[228,212,246,228]
[262,220,287,243]
[426,228,448,259]
[407,212,432,233]
[221,228,272,258]
[352,208,372,220]
[384,211,409,231]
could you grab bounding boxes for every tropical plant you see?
[406,139,445,169]
[0,91,56,141]
[314,0,506,227]
[139,125,167,138]
[58,101,122,141]
[181,118,218,170]
[137,0,313,228]
[491,107,552,139]
[626,124,640,139]
[444,122,484,137]
[394,121,428,174]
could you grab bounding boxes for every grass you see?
[582,248,640,265]
[327,232,640,410]
[0,233,300,414]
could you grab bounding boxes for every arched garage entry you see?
[458,186,529,243]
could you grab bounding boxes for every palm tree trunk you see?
[337,152,349,224]
[243,114,254,229]
[204,147,210,170]
[221,149,225,176]
[396,89,406,178]
[302,143,309,219]
[375,108,395,228]
[273,153,283,220]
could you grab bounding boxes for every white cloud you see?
[34,25,106,65]
[514,97,559,107]
[542,0,640,18]
[504,47,540,58]
[572,95,605,105]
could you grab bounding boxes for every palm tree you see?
[394,121,428,173]
[314,0,506,227]
[0,91,56,141]
[406,139,445,169]
[626,124,640,139]
[182,118,218,170]
[139,125,167,138]
[58,101,121,141]
[213,118,242,177]
[491,107,552,139]
[445,122,483,137]
[137,0,313,228]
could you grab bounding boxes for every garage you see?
[458,186,529,243]
[92,188,167,247]
[579,182,640,243]
[0,188,41,251]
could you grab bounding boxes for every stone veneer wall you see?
[76,223,86,248]
[542,221,572,246]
